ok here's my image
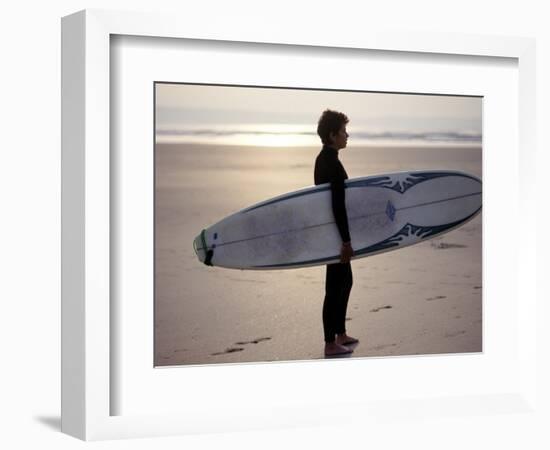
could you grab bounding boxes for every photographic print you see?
[154,83,482,366]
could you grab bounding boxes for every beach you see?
[154,143,482,366]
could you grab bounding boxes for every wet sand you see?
[154,144,482,366]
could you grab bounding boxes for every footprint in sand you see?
[426,295,447,301]
[474,286,482,289]
[235,337,272,345]
[431,242,467,249]
[370,305,393,313]
[211,347,244,356]
[444,330,466,338]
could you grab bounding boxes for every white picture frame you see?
[61,9,537,441]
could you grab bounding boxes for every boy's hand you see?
[340,241,354,263]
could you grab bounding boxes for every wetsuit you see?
[314,144,353,343]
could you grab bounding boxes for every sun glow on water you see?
[156,123,320,147]
[156,122,481,148]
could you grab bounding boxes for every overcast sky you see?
[156,83,482,132]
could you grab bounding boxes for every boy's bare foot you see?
[324,342,353,357]
[336,334,359,346]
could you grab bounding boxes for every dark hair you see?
[317,109,349,145]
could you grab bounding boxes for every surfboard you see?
[193,170,482,270]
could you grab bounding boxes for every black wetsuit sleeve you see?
[327,163,351,243]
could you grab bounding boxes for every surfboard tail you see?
[193,233,205,264]
[193,230,214,266]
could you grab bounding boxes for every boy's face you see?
[329,124,348,150]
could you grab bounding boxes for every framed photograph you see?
[153,82,483,367]
[61,9,537,441]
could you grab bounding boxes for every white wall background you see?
[0,1,547,449]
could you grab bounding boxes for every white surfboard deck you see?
[193,170,482,270]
